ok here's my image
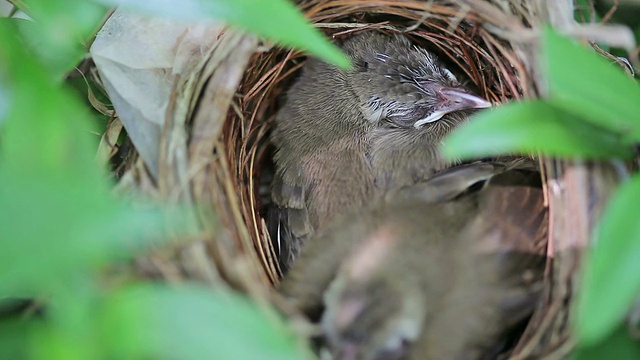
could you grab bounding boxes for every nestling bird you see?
[279,162,547,360]
[270,32,491,269]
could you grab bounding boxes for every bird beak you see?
[414,88,492,128]
[440,88,492,110]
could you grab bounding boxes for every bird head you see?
[341,33,491,129]
[322,275,424,360]
[321,225,426,360]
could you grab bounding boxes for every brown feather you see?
[270,32,483,270]
[279,162,547,360]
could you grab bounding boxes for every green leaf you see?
[6,0,108,79]
[0,20,188,297]
[542,27,640,140]
[96,0,350,68]
[575,173,640,345]
[30,291,103,360]
[571,324,640,360]
[442,101,633,160]
[0,316,35,360]
[100,284,314,360]
[0,170,182,296]
[0,20,103,177]
[573,0,600,24]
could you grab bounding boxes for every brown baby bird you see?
[270,32,491,269]
[280,162,547,360]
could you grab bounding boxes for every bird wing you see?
[268,169,313,272]
[386,158,538,203]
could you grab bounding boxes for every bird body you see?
[273,31,546,360]
[271,32,491,268]
[280,163,547,360]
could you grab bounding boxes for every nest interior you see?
[114,1,628,359]
[218,0,549,288]
[211,0,551,356]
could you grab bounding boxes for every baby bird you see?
[270,32,491,269]
[279,162,547,360]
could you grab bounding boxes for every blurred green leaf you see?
[0,20,102,176]
[30,292,102,360]
[542,26,640,140]
[96,0,350,68]
[442,101,633,160]
[100,284,313,360]
[7,0,107,79]
[0,18,182,297]
[65,69,114,138]
[0,170,183,296]
[0,316,37,360]
[574,0,599,23]
[571,324,640,360]
[575,174,640,344]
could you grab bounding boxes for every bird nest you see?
[108,0,627,359]
[229,0,543,284]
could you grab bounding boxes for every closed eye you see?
[443,68,457,82]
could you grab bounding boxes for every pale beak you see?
[414,88,492,128]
